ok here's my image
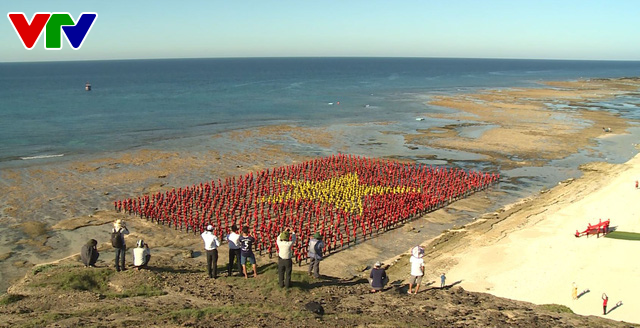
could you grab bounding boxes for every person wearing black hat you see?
[307,232,325,278]
[276,227,296,288]
[201,224,221,278]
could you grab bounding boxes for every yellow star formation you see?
[261,173,420,215]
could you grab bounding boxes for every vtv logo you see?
[8,12,97,50]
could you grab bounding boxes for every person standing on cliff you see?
[408,246,424,294]
[201,225,221,278]
[111,219,130,272]
[238,226,257,279]
[602,293,608,315]
[226,225,241,277]
[276,227,296,288]
[307,232,325,279]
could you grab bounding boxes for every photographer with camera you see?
[276,227,296,288]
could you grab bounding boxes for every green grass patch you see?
[165,303,310,324]
[222,262,316,296]
[167,305,252,321]
[107,283,167,298]
[77,304,150,317]
[540,304,574,314]
[32,264,56,275]
[604,231,640,241]
[30,265,166,299]
[23,312,71,328]
[0,293,25,305]
[31,268,113,293]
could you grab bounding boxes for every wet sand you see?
[1,77,639,317]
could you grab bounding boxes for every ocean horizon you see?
[1,57,640,168]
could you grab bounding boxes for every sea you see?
[1,57,640,168]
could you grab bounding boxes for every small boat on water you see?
[85,82,91,91]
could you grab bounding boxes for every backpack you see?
[111,229,124,248]
[309,240,323,259]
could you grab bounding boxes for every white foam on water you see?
[20,154,64,160]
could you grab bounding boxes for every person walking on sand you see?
[440,273,446,288]
[276,227,296,288]
[572,282,578,300]
[369,261,388,293]
[132,239,151,270]
[307,232,325,278]
[602,293,608,315]
[408,246,424,294]
[201,225,220,278]
[80,239,99,267]
[111,219,129,272]
[238,226,257,279]
[226,224,241,276]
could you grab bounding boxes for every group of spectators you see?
[201,224,326,288]
[80,219,150,271]
[80,220,445,294]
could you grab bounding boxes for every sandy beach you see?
[432,151,640,323]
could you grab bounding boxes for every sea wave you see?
[20,154,64,160]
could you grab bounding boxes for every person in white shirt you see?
[276,227,296,288]
[226,225,241,276]
[201,225,221,278]
[408,246,425,294]
[132,239,151,270]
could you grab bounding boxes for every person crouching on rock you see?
[132,239,151,270]
[369,261,388,293]
[81,239,99,267]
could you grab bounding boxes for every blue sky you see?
[2,0,639,62]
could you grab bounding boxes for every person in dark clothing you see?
[112,219,130,272]
[238,226,257,279]
[369,261,388,292]
[80,239,99,267]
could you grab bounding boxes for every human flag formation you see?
[115,154,499,264]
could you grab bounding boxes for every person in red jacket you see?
[602,293,608,315]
